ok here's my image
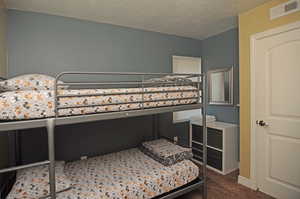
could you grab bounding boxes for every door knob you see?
[256,120,268,127]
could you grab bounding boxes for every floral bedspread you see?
[58,148,199,199]
[0,86,198,120]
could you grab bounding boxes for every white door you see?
[252,22,300,199]
[172,56,201,121]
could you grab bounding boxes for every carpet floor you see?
[177,168,274,199]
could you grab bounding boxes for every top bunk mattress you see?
[60,148,199,199]
[0,86,199,120]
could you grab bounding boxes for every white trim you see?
[250,27,258,190]
[172,119,190,124]
[251,20,300,40]
[250,20,300,190]
[172,55,202,61]
[238,175,257,190]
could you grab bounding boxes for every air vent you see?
[270,0,300,20]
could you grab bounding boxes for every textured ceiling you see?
[6,0,272,39]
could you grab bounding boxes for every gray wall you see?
[158,113,190,147]
[8,10,201,77]
[201,28,239,124]
[19,116,156,163]
[7,10,202,163]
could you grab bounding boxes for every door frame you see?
[172,55,202,123]
[250,20,300,189]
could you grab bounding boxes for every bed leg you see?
[202,74,207,199]
[47,119,56,199]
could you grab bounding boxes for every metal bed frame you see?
[0,72,208,199]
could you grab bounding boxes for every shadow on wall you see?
[18,116,156,164]
[158,113,190,147]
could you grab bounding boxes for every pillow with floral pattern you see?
[0,74,66,91]
[6,161,72,199]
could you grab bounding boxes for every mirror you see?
[207,67,233,105]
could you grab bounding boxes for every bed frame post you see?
[202,74,207,199]
[47,119,56,199]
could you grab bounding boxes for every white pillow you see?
[7,161,72,199]
[0,74,65,91]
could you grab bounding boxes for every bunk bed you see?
[0,72,208,199]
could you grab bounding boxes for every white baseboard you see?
[238,175,257,190]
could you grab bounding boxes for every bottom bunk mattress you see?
[58,148,199,199]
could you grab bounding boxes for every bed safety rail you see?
[54,72,202,118]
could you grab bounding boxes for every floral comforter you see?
[0,86,198,120]
[59,148,199,199]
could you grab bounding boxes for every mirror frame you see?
[207,66,234,106]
